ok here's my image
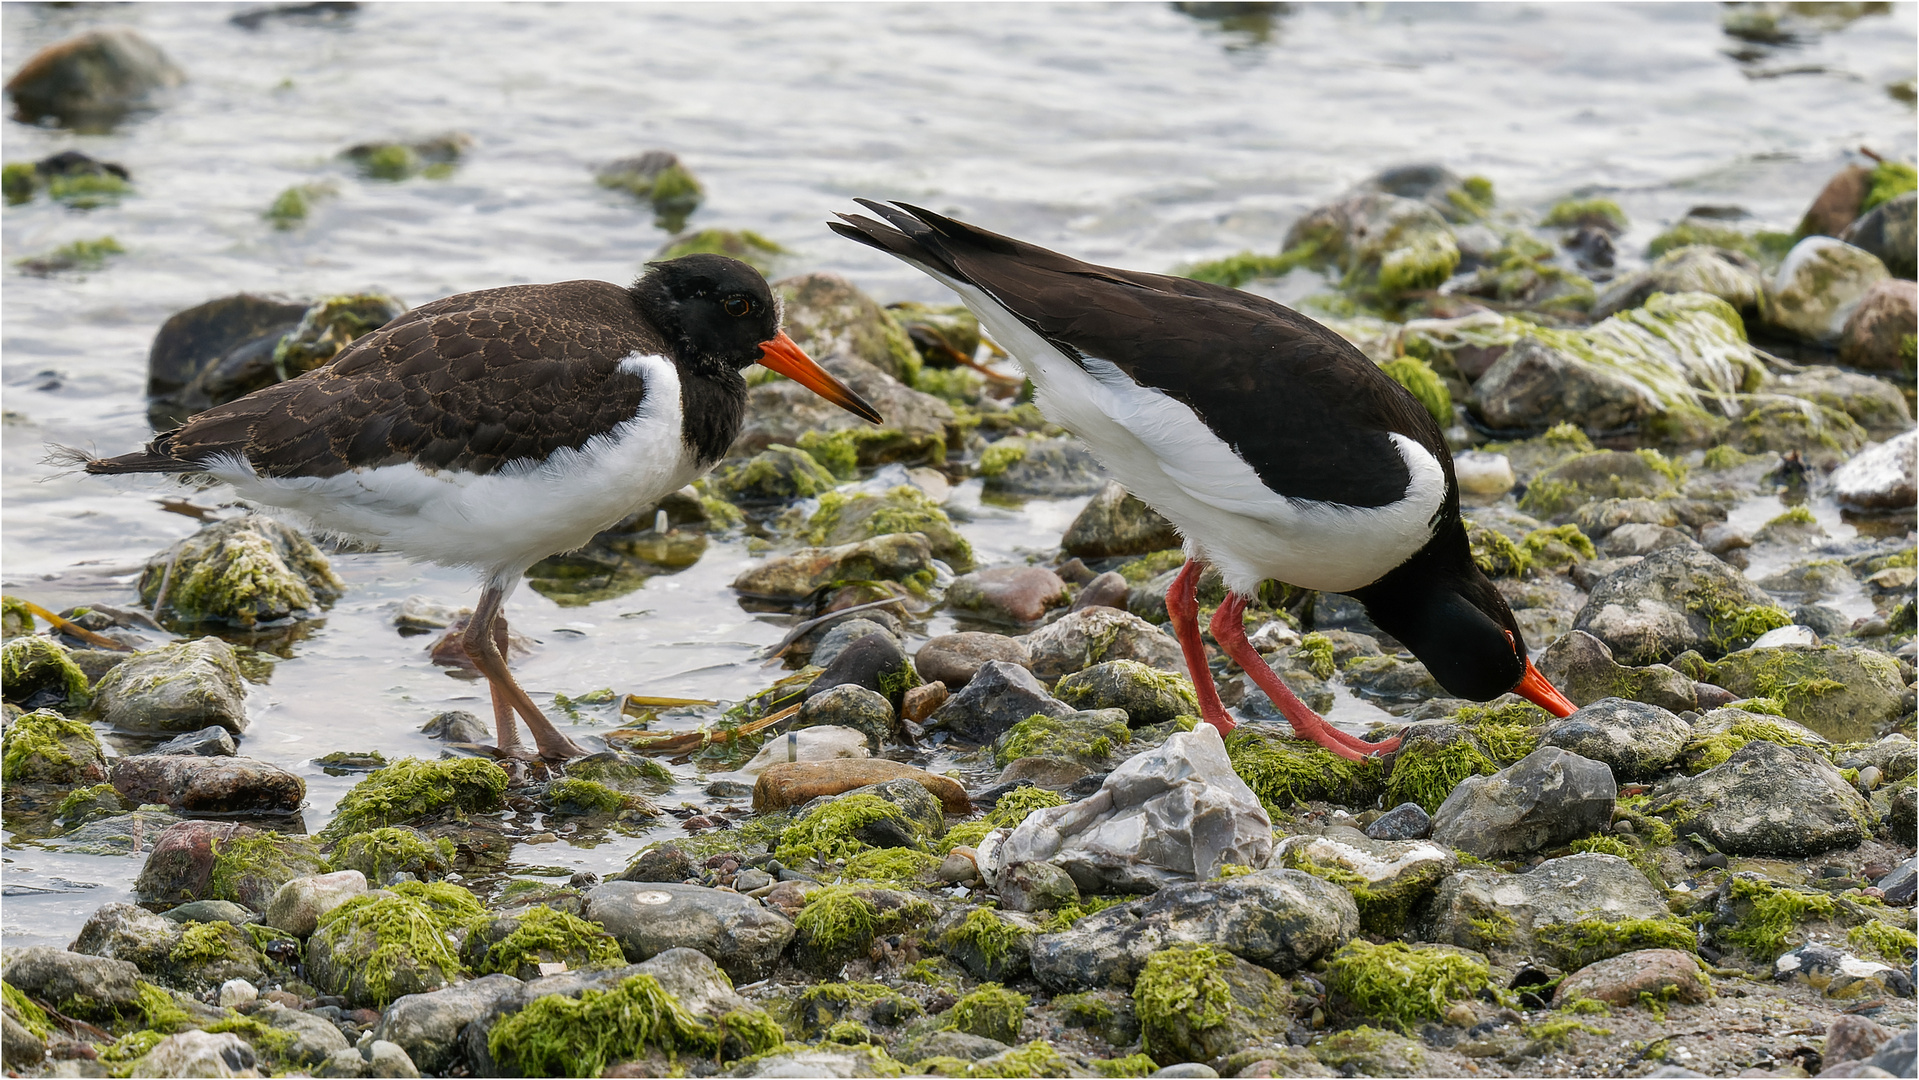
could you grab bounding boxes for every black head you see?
[1352,521,1576,714]
[631,254,782,371]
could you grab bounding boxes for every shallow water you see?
[3,2,1914,948]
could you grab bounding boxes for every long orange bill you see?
[757,332,885,425]
[1514,658,1578,718]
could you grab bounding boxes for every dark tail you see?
[47,442,197,475]
[829,199,983,282]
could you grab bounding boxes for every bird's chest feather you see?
[214,353,703,574]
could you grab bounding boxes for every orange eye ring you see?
[724,297,751,317]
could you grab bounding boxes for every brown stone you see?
[1823,1015,1894,1067]
[1552,948,1710,1008]
[915,632,1031,688]
[111,754,305,815]
[132,820,248,905]
[1798,164,1873,239]
[946,566,1068,625]
[1838,279,1917,374]
[753,759,971,814]
[1069,571,1130,614]
[902,682,948,723]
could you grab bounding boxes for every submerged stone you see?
[4,27,185,130]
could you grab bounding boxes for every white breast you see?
[936,276,1447,596]
[207,353,703,583]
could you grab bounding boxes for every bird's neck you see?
[1345,506,1472,644]
[673,363,747,468]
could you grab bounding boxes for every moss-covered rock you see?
[802,486,973,572]
[262,181,338,229]
[317,757,507,842]
[1766,236,1892,346]
[1326,940,1490,1029]
[325,826,456,883]
[888,301,982,367]
[343,133,469,181]
[1704,645,1906,744]
[15,236,124,276]
[0,708,106,786]
[1053,660,1198,728]
[776,272,923,385]
[1592,245,1769,320]
[1225,727,1386,813]
[306,882,485,1007]
[1,636,89,712]
[208,830,326,912]
[138,515,345,629]
[1134,941,1293,1065]
[1728,397,1869,469]
[1310,1025,1428,1077]
[1518,449,1684,520]
[596,150,704,232]
[488,967,781,1075]
[462,906,623,979]
[271,294,406,378]
[1572,544,1790,663]
[934,906,1040,982]
[157,920,272,994]
[88,636,248,736]
[712,444,840,502]
[790,884,938,974]
[655,228,789,274]
[993,710,1132,769]
[1280,834,1456,937]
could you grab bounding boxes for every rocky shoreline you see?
[3,15,1918,1080]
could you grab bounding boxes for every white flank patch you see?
[927,272,1445,594]
[206,353,701,580]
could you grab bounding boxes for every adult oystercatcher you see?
[73,254,884,761]
[831,202,1576,761]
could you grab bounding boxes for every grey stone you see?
[795,684,896,752]
[811,619,898,670]
[1573,545,1784,663]
[1841,190,1916,280]
[259,1005,351,1067]
[1592,245,1769,319]
[930,905,1041,982]
[137,515,344,629]
[1874,858,1915,906]
[1824,1015,1896,1067]
[90,637,249,736]
[947,566,1070,625]
[131,1030,258,1078]
[982,435,1106,497]
[731,534,934,602]
[1866,1031,1917,1078]
[264,871,368,937]
[925,660,1072,745]
[998,860,1080,914]
[1277,832,1455,937]
[160,900,250,926]
[1832,430,1917,513]
[1150,1066,1221,1078]
[1602,523,1694,557]
[4,27,186,129]
[1019,607,1185,682]
[372,974,520,1076]
[1430,747,1616,859]
[1706,644,1907,744]
[1540,698,1691,781]
[111,754,304,816]
[364,1039,418,1078]
[990,710,1131,770]
[1029,869,1358,991]
[1471,337,1652,433]
[1140,946,1291,1065]
[1365,802,1433,841]
[71,901,182,973]
[796,778,945,849]
[1768,236,1891,345]
[137,725,238,757]
[419,710,487,744]
[0,946,143,1020]
[894,1031,1010,1064]
[804,632,910,708]
[728,1048,902,1077]
[1062,481,1182,559]
[1,1010,43,1071]
[1653,739,1869,857]
[584,881,794,983]
[1429,853,1672,967]
[915,633,1032,689]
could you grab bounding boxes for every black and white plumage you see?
[78,254,884,761]
[832,202,1575,760]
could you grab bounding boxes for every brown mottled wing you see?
[149,280,659,479]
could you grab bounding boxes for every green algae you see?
[326,826,456,882]
[795,981,922,1035]
[1453,702,1547,766]
[1542,199,1628,232]
[1680,713,1827,774]
[1846,921,1917,963]
[134,980,197,1032]
[1570,835,1662,886]
[101,1030,166,1077]
[208,831,325,906]
[318,756,507,842]
[1039,894,1128,933]
[475,906,623,977]
[842,846,943,884]
[1326,941,1490,1029]
[776,793,924,864]
[272,294,403,378]
[1312,1025,1424,1072]
[1468,523,1530,578]
[1719,876,1837,959]
[598,156,704,231]
[995,713,1129,768]
[1178,241,1324,288]
[1294,632,1337,679]
[987,785,1070,828]
[796,885,878,954]
[16,236,124,275]
[968,1041,1077,1079]
[977,439,1028,478]
[716,444,839,501]
[804,485,971,570]
[2,636,89,708]
[263,181,337,228]
[1092,1053,1159,1078]
[1384,734,1496,814]
[311,882,486,1007]
[3,981,52,1039]
[1380,357,1452,426]
[1281,847,1447,937]
[1116,549,1187,584]
[546,777,629,815]
[1526,1017,1613,1049]
[1225,729,1384,814]
[656,229,789,274]
[1537,917,1696,970]
[1134,942,1233,1035]
[939,907,1029,970]
[943,984,1028,1044]
[169,917,261,971]
[486,972,767,1076]
[0,707,103,784]
[1863,160,1917,213]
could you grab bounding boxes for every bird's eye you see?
[724,297,751,317]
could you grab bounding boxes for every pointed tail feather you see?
[46,443,199,475]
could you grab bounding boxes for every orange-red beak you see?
[757,332,884,425]
[1514,658,1578,718]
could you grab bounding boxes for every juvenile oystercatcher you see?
[832,203,1576,761]
[72,254,884,761]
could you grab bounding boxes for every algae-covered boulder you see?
[1135,941,1293,1065]
[1704,644,1907,743]
[1429,852,1680,968]
[0,708,107,786]
[790,884,937,975]
[1,636,89,712]
[1054,660,1197,728]
[655,228,787,274]
[143,293,311,427]
[89,636,247,736]
[1283,192,1461,300]
[1653,739,1870,857]
[133,821,323,911]
[1767,236,1892,345]
[1061,481,1182,559]
[1460,293,1763,443]
[0,947,142,1022]
[1278,833,1456,937]
[1729,397,1869,468]
[1533,629,1698,713]
[775,272,922,384]
[1325,940,1491,1029]
[155,919,274,994]
[979,435,1105,497]
[138,515,344,630]
[307,883,485,1008]
[1519,449,1684,520]
[932,905,1042,982]
[1018,607,1185,682]
[1768,366,1912,441]
[1841,189,1916,281]
[4,27,185,130]
[710,445,838,503]
[1572,544,1789,663]
[271,293,408,378]
[992,710,1131,769]
[1591,245,1770,320]
[1309,1025,1430,1077]
[800,486,973,571]
[317,757,508,842]
[584,881,795,983]
[263,871,369,937]
[1839,279,1919,374]
[343,133,469,181]
[596,150,703,232]
[460,907,623,980]
[738,356,953,461]
[110,754,305,816]
[323,827,456,885]
[71,901,182,973]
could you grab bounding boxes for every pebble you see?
[1831,430,1917,512]
[1551,948,1708,1007]
[946,566,1069,624]
[1363,802,1433,841]
[217,979,258,1008]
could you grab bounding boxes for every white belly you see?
[207,353,703,585]
[939,278,1447,596]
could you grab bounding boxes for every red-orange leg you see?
[1208,592,1400,760]
[1165,559,1236,737]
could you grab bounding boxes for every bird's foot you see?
[536,735,592,763]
